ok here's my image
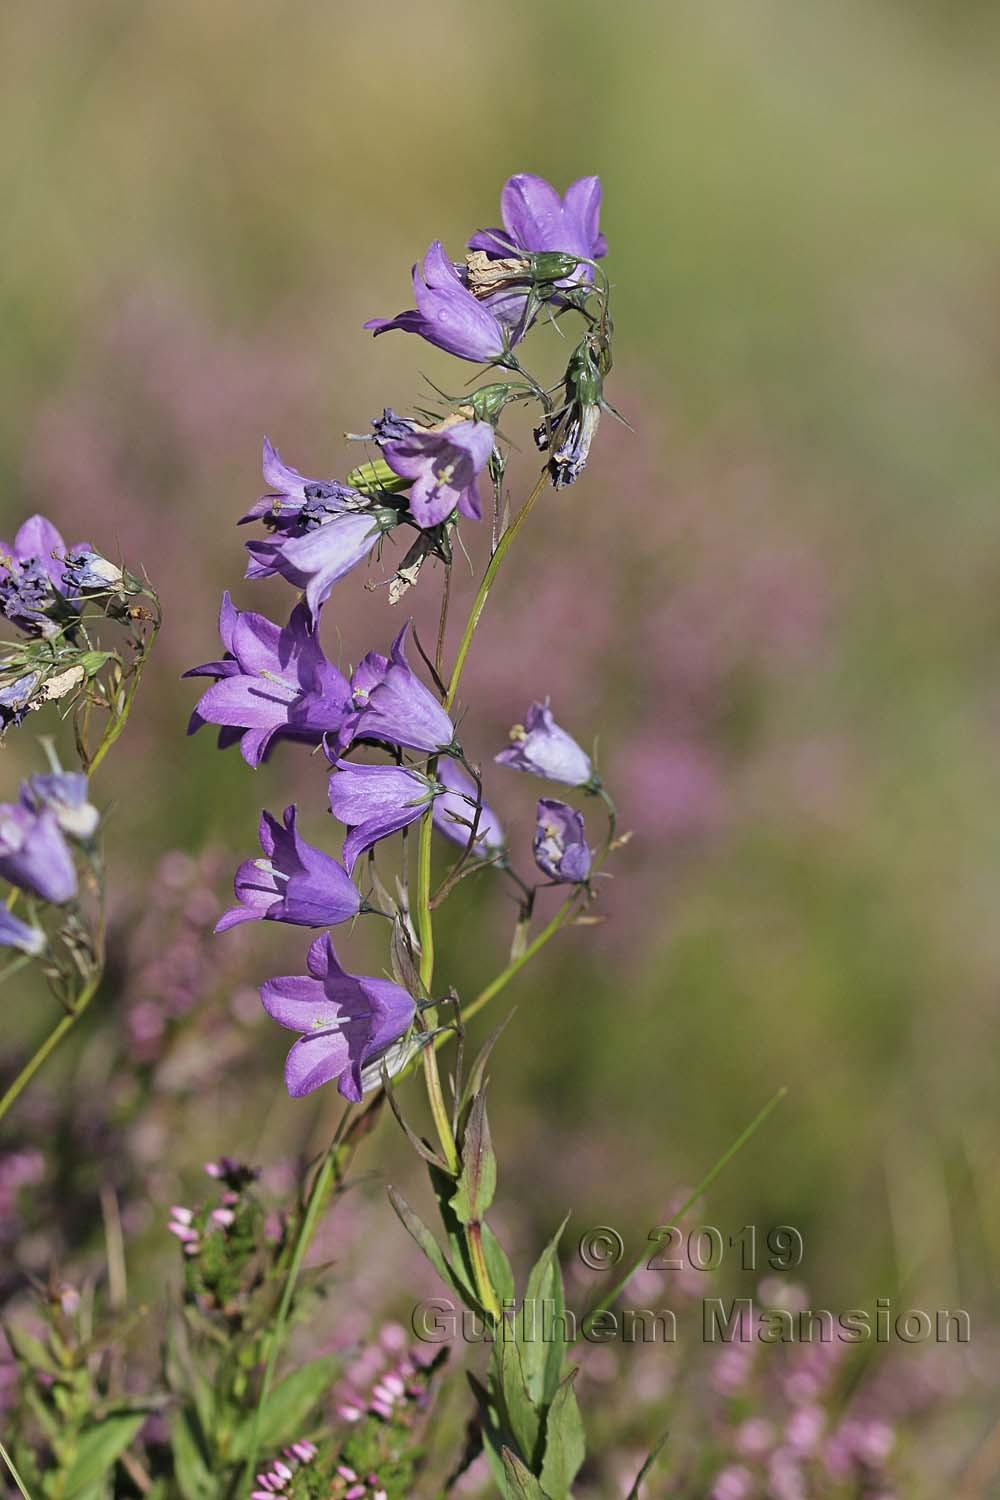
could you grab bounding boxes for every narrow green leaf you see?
[491,1333,540,1467]
[521,1215,570,1409]
[456,1012,514,1133]
[539,1371,585,1497]
[168,1408,214,1500]
[624,1431,669,1499]
[451,1089,497,1226]
[482,1223,516,1307]
[230,1355,339,1459]
[387,1185,474,1305]
[61,1413,144,1498]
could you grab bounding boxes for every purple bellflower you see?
[260,933,415,1102]
[328,761,441,873]
[469,173,607,279]
[242,442,391,621]
[185,593,351,767]
[533,798,592,884]
[0,673,40,728]
[383,419,494,529]
[0,804,77,905]
[365,242,510,364]
[432,758,505,858]
[0,516,77,637]
[216,805,361,932]
[350,622,457,754]
[21,773,99,842]
[495,698,596,788]
[0,907,46,957]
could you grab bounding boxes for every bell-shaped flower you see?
[0,804,77,905]
[383,419,494,529]
[533,798,592,884]
[260,933,415,1102]
[469,174,607,280]
[432,758,505,858]
[0,907,45,957]
[351,623,456,754]
[365,242,510,364]
[328,761,441,873]
[21,772,99,842]
[495,698,595,788]
[0,516,79,638]
[185,593,351,767]
[0,673,41,728]
[216,805,360,932]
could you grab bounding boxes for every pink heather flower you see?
[710,1467,754,1500]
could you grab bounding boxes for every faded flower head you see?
[21,773,99,843]
[0,516,76,638]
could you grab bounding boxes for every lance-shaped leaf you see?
[624,1431,669,1498]
[61,1413,146,1498]
[491,1330,541,1468]
[521,1215,570,1409]
[230,1355,339,1459]
[387,1184,481,1308]
[456,1011,514,1136]
[501,1446,553,1500]
[539,1369,586,1496]
[451,1087,497,1226]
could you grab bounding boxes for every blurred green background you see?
[3,0,1000,1340]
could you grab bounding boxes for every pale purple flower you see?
[496,698,595,787]
[21,772,99,841]
[185,593,351,767]
[216,805,360,931]
[0,804,77,904]
[0,908,45,957]
[61,549,124,597]
[383,420,494,529]
[0,516,76,637]
[432,759,504,857]
[469,174,607,276]
[0,674,40,727]
[351,623,457,754]
[260,933,415,1101]
[328,761,441,873]
[533,799,591,883]
[365,242,510,363]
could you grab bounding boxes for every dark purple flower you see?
[495,699,595,788]
[328,761,441,873]
[0,908,45,956]
[0,673,40,727]
[260,933,415,1101]
[383,419,494,529]
[432,759,505,858]
[0,804,77,904]
[469,174,607,277]
[0,516,76,637]
[216,805,361,932]
[351,409,422,447]
[365,242,510,364]
[533,798,592,883]
[185,593,351,767]
[352,623,457,754]
[21,772,98,841]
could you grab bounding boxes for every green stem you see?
[444,466,549,713]
[87,611,159,774]
[467,1221,501,1320]
[576,1086,789,1341]
[0,1440,33,1500]
[240,1106,353,1493]
[0,972,101,1128]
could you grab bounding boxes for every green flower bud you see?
[346,457,409,498]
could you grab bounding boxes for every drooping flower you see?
[495,698,595,788]
[61,549,125,598]
[0,516,77,637]
[350,623,457,754]
[432,758,505,858]
[533,798,592,884]
[383,419,494,529]
[328,761,441,873]
[0,804,77,904]
[536,334,606,488]
[21,773,99,841]
[185,593,351,767]
[260,933,415,1101]
[216,805,361,932]
[469,173,607,277]
[365,242,510,364]
[0,908,45,957]
[242,441,393,620]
